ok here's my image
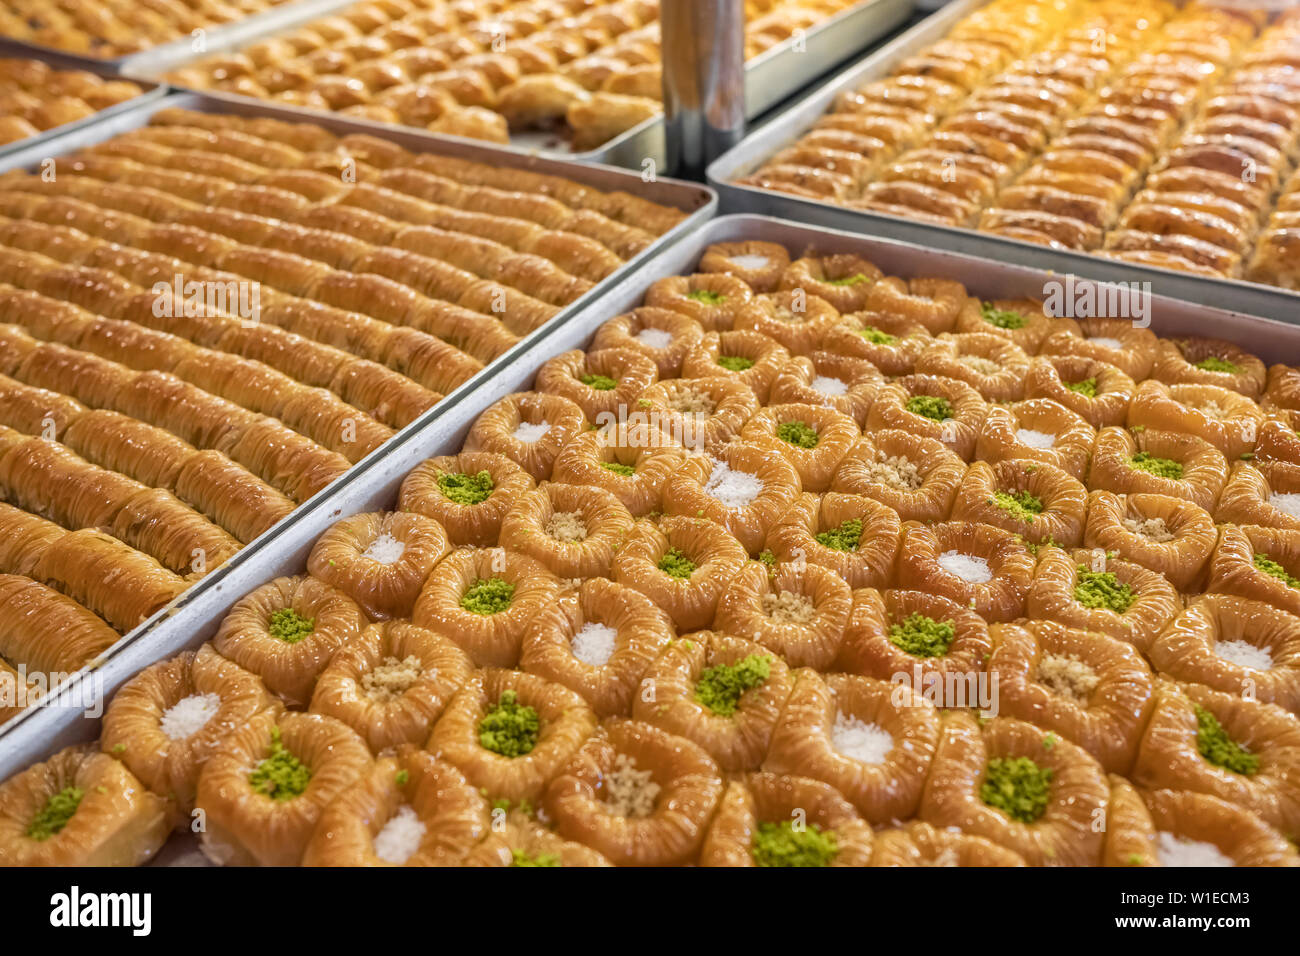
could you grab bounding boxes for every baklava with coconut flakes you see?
[0,105,683,723]
[9,234,1300,868]
[739,0,1300,296]
[162,0,870,151]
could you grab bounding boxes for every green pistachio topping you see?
[1066,378,1098,397]
[888,612,956,658]
[980,302,1028,330]
[580,373,618,391]
[461,578,515,615]
[1195,705,1258,775]
[1196,356,1241,375]
[825,273,871,287]
[906,395,953,422]
[600,461,636,478]
[687,289,726,305]
[658,547,696,579]
[1129,451,1183,480]
[758,549,778,570]
[1254,553,1300,589]
[858,326,896,346]
[992,489,1044,523]
[438,470,494,505]
[717,355,755,372]
[249,726,311,801]
[980,756,1053,823]
[1073,566,1134,613]
[815,518,863,552]
[510,849,560,866]
[776,420,819,449]
[751,820,840,867]
[395,770,410,786]
[26,786,84,841]
[268,608,315,644]
[695,654,772,717]
[479,690,540,758]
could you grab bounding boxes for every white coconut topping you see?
[1269,492,1300,519]
[1089,336,1124,350]
[572,621,618,667]
[372,805,426,864]
[1016,428,1056,449]
[362,532,406,565]
[513,421,552,443]
[730,253,773,271]
[811,375,848,397]
[704,458,763,509]
[1155,831,1234,867]
[636,328,674,350]
[1215,639,1273,670]
[831,711,893,765]
[938,551,992,583]
[159,692,221,740]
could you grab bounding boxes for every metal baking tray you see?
[0,89,714,748]
[7,210,1300,787]
[0,0,349,72]
[121,0,915,169]
[706,0,1300,324]
[0,39,166,158]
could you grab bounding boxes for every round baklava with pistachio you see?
[398,450,535,548]
[633,632,793,772]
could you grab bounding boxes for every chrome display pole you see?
[661,0,746,180]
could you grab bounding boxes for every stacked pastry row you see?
[7,240,1300,867]
[741,0,1300,293]
[0,0,293,57]
[168,0,863,150]
[1238,26,1300,290]
[0,107,682,722]
[868,0,1179,231]
[740,0,1101,201]
[977,3,1259,261]
[984,6,1300,284]
[0,58,144,146]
